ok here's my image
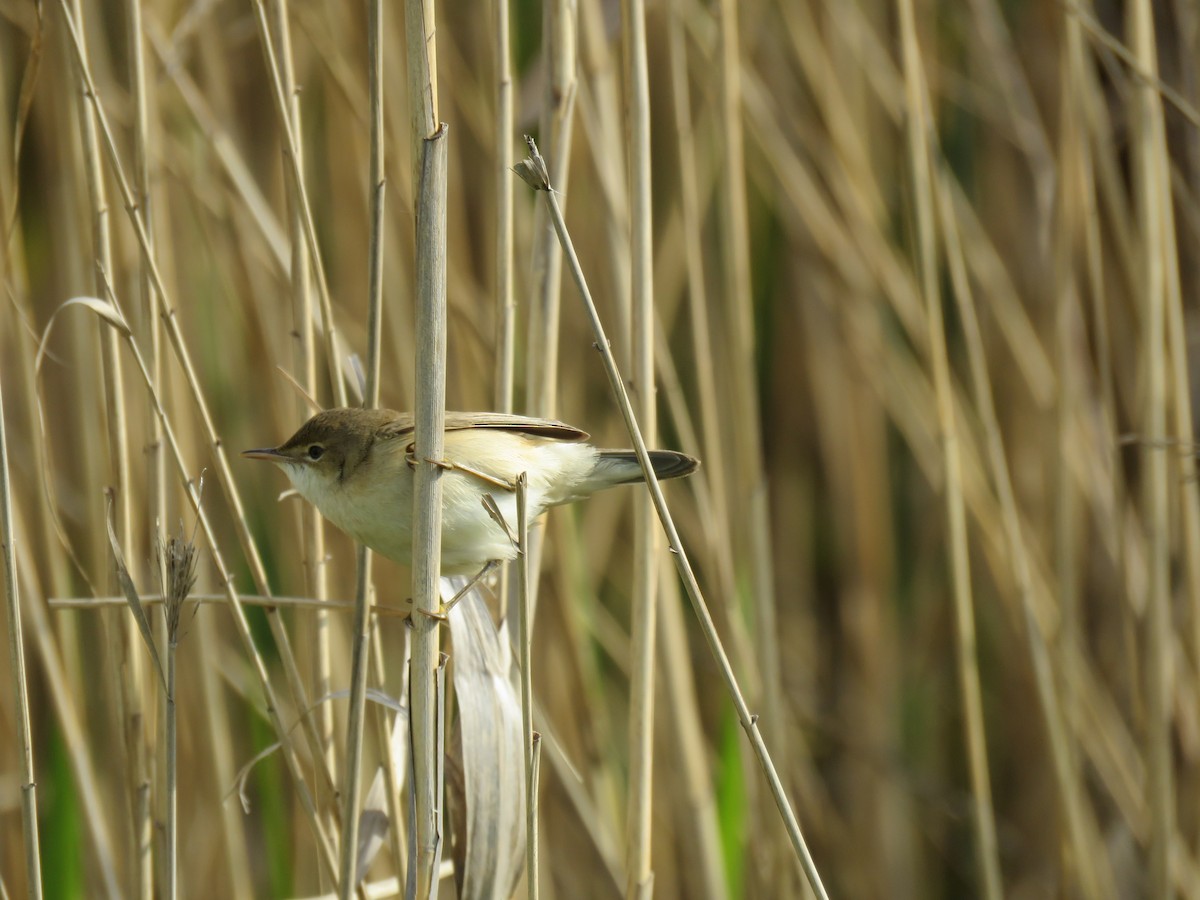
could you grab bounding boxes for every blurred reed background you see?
[1,0,1198,897]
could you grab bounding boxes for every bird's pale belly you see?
[308,467,543,574]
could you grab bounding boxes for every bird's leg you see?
[414,491,520,623]
[402,451,518,623]
[443,559,501,614]
[409,559,502,623]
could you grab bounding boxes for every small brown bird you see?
[243,408,698,575]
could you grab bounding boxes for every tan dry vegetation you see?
[1,0,1199,898]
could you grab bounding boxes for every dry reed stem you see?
[895,4,1002,897]
[267,0,337,829]
[144,24,289,271]
[16,1,1200,894]
[519,138,829,900]
[252,0,349,409]
[648,316,735,889]
[714,0,784,743]
[655,570,727,900]
[667,0,736,618]
[158,526,197,900]
[341,542,375,897]
[408,122,449,898]
[493,0,515,415]
[1054,15,1093,893]
[362,1,407,883]
[64,1,147,894]
[0,377,42,899]
[521,0,578,617]
[370,622,409,880]
[97,295,342,884]
[621,0,657,894]
[529,733,542,898]
[123,1,186,893]
[338,0,389,891]
[526,0,576,420]
[61,0,353,831]
[516,473,538,898]
[744,44,1124,896]
[577,0,631,362]
[13,543,122,899]
[1130,3,1175,896]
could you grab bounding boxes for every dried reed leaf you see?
[443,576,525,900]
[104,492,166,692]
[356,710,410,880]
[34,296,130,373]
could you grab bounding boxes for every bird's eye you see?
[307,444,324,461]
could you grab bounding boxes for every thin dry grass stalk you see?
[157,522,199,900]
[517,136,829,900]
[895,2,1002,896]
[338,0,389,892]
[0,377,43,899]
[493,0,515,416]
[57,4,345,835]
[516,473,538,898]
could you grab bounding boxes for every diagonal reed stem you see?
[517,138,829,900]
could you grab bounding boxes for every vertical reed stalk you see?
[895,4,1002,897]
[656,571,727,900]
[404,0,447,874]
[164,630,176,900]
[339,1,388,890]
[621,0,657,894]
[516,474,539,899]
[0,377,42,900]
[15,547,121,900]
[529,735,542,896]
[492,0,516,622]
[68,0,146,893]
[934,166,1112,900]
[336,0,386,897]
[370,622,409,880]
[714,0,786,794]
[364,0,407,885]
[253,0,348,407]
[1157,4,1200,853]
[123,2,187,892]
[98,299,343,885]
[523,0,578,615]
[493,0,515,415]
[61,1,351,829]
[408,124,449,896]
[666,0,735,611]
[156,521,193,900]
[1129,3,1174,895]
[125,0,164,545]
[526,0,576,419]
[364,0,387,412]
[268,0,338,820]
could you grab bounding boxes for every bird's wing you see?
[376,411,589,442]
[445,412,590,442]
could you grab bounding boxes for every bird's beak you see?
[242,447,288,462]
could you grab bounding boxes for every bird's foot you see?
[406,560,501,624]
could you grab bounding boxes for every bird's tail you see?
[592,449,699,487]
